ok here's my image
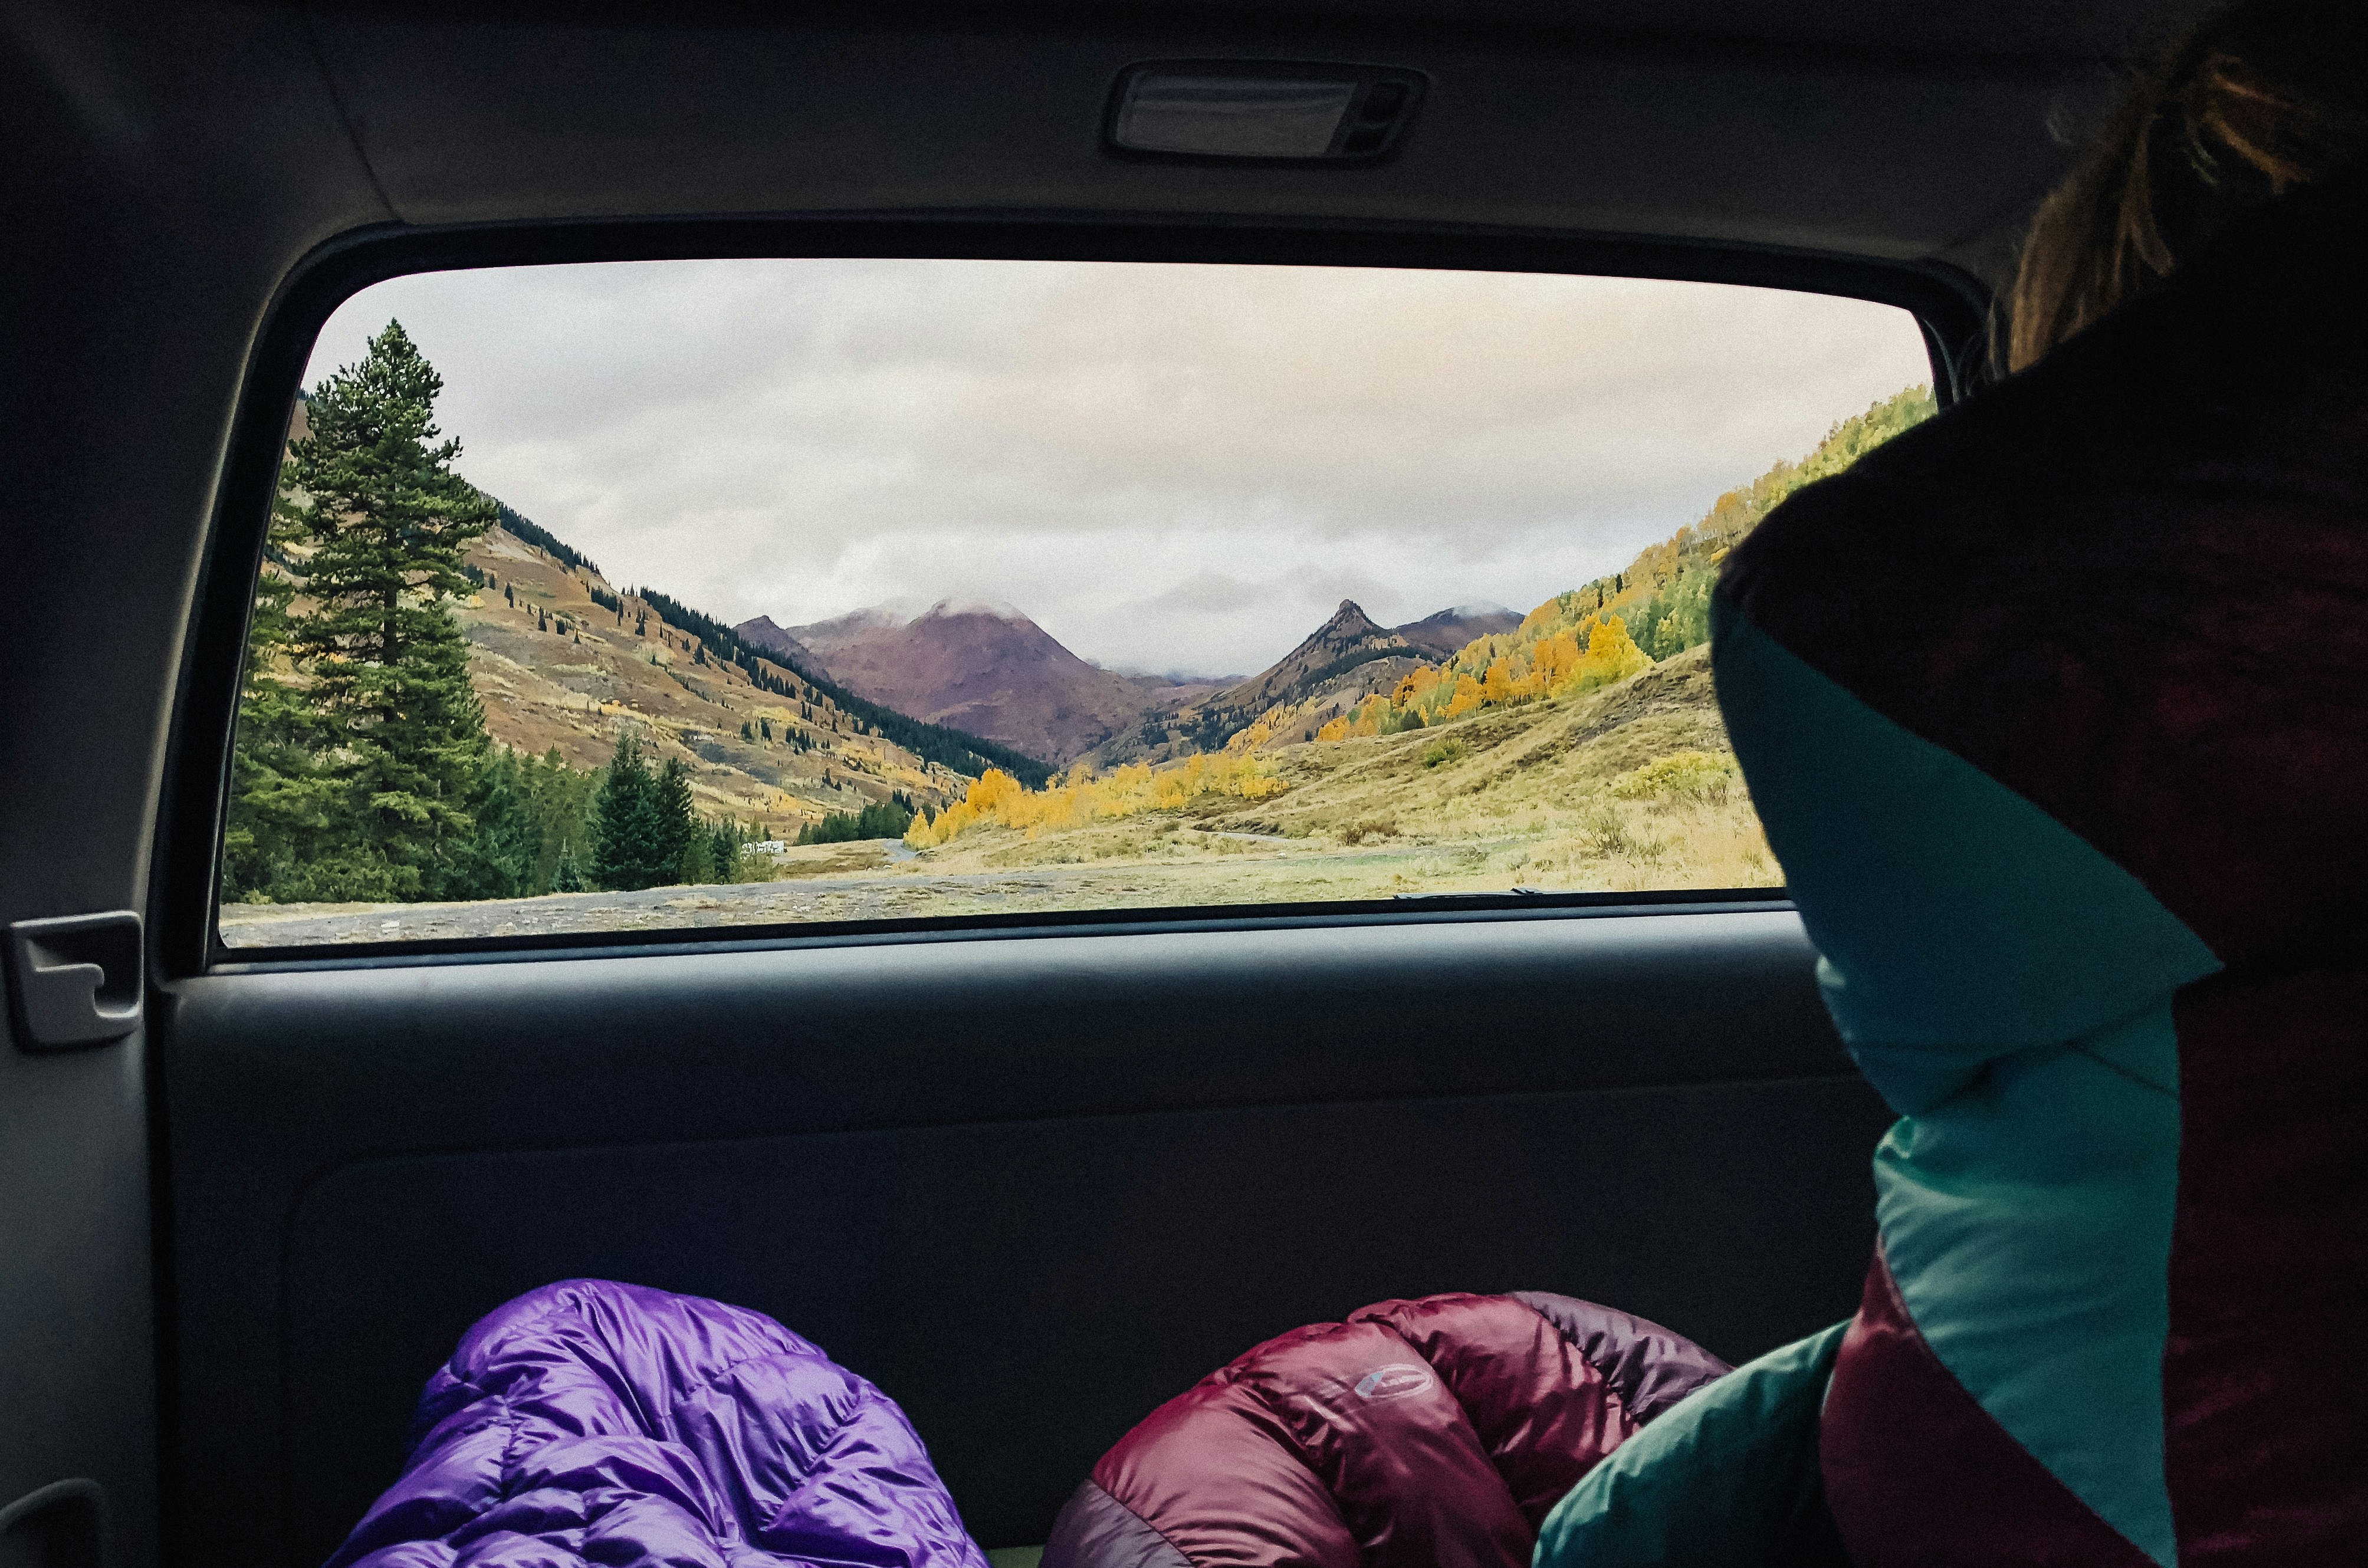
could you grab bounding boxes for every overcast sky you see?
[306,259,1928,678]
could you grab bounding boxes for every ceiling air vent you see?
[1106,62,1426,163]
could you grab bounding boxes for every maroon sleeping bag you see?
[1043,1291,1729,1568]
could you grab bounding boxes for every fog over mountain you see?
[1393,604,1523,658]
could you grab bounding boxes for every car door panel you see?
[163,909,1887,1564]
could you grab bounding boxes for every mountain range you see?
[735,600,1515,765]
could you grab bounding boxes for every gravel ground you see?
[216,851,1430,946]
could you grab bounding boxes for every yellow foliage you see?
[1531,631,1580,689]
[1441,673,1484,719]
[907,753,1286,848]
[1316,717,1350,742]
[1227,702,1297,754]
[1394,666,1441,706]
[1569,616,1653,692]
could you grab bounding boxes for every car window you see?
[217,259,1932,948]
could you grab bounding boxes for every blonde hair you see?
[2003,4,2364,374]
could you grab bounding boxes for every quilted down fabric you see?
[324,1279,988,1568]
[1697,163,2368,1564]
[1041,1291,1729,1568]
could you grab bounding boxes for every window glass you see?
[219,260,1931,947]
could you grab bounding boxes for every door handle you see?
[5,911,143,1052]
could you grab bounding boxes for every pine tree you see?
[524,745,596,890]
[447,747,543,899]
[707,819,742,883]
[590,731,672,890]
[655,756,704,883]
[276,320,497,899]
[221,497,340,900]
[550,841,590,893]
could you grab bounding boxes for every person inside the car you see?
[1538,0,2367,1562]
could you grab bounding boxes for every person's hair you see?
[2002,1,2367,374]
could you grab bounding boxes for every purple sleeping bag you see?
[326,1279,990,1568]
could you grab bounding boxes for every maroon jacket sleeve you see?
[1045,1291,1729,1568]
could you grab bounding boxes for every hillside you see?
[753,601,1153,764]
[1415,384,1939,701]
[452,528,986,837]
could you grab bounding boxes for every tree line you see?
[224,321,771,905]
[796,794,919,844]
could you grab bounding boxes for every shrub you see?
[1609,750,1740,803]
[1575,803,1640,857]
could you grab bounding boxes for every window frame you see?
[157,215,1985,977]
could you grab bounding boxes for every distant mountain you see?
[1093,600,1422,764]
[1207,600,1418,716]
[734,614,822,675]
[740,601,1151,765]
[1393,604,1522,658]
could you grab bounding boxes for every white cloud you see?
[306,259,1929,675]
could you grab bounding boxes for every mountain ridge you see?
[740,601,1154,765]
[1392,604,1522,658]
[1085,599,1423,767]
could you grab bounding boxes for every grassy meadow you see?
[888,645,1775,906]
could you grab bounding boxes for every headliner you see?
[12,0,2222,288]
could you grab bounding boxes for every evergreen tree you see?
[550,841,590,893]
[446,747,543,899]
[274,320,497,899]
[796,798,915,844]
[590,731,671,891]
[707,819,743,883]
[221,498,340,900]
[524,745,596,890]
[655,756,707,883]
